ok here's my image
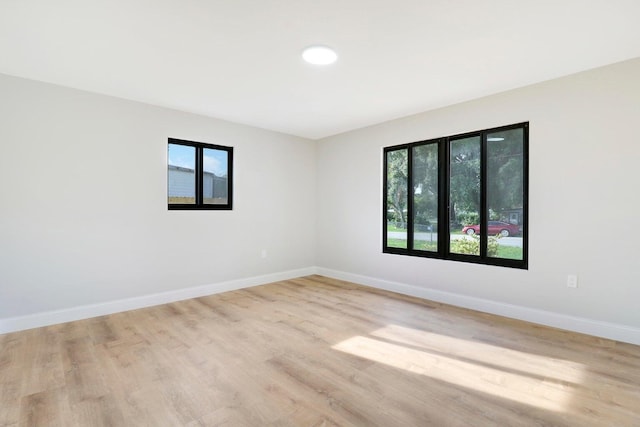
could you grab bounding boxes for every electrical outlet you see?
[567,274,578,288]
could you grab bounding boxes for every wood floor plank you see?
[2,275,640,426]
[18,388,72,427]
[0,332,25,426]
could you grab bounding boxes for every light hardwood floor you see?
[1,275,640,426]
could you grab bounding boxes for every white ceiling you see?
[1,1,640,139]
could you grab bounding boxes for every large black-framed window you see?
[383,122,528,269]
[167,138,233,210]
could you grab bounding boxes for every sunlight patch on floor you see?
[332,326,586,413]
[372,324,585,383]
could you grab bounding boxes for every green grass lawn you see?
[386,238,437,252]
[387,224,464,235]
[495,245,522,260]
[387,238,522,260]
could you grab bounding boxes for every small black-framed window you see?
[167,138,233,210]
[383,122,528,269]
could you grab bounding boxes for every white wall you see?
[2,58,640,343]
[0,73,316,320]
[317,58,640,335]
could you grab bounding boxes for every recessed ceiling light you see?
[487,137,505,141]
[302,45,338,65]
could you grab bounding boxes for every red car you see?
[461,221,520,237]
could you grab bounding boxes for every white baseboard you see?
[316,267,640,346]
[4,266,639,346]
[0,267,317,334]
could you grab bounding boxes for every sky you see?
[168,143,228,176]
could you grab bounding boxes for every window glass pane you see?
[412,144,438,252]
[167,143,196,204]
[386,149,408,249]
[203,148,229,205]
[450,136,481,255]
[486,128,524,260]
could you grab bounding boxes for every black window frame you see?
[167,138,234,210]
[383,122,528,269]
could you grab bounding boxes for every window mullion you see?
[382,149,390,249]
[195,147,203,206]
[407,147,414,251]
[441,138,450,256]
[480,133,488,258]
